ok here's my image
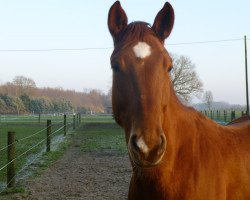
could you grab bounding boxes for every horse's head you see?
[108,1,174,168]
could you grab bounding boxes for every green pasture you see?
[0,114,126,195]
[82,114,115,123]
[0,114,74,125]
[78,118,127,155]
[0,121,67,187]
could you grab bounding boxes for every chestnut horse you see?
[108,1,250,200]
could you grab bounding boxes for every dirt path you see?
[12,136,132,200]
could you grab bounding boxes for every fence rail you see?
[0,113,82,194]
[0,113,78,125]
[200,110,247,123]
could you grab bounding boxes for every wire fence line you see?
[167,38,243,46]
[0,113,80,193]
[0,124,71,194]
[200,109,247,123]
[17,125,51,142]
[0,113,75,122]
[0,116,75,153]
[0,125,65,173]
[0,149,42,195]
[0,126,50,153]
[0,37,247,52]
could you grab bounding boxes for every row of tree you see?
[0,76,111,114]
[0,94,73,114]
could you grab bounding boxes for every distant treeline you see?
[0,93,73,114]
[0,76,111,114]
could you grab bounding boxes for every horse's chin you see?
[128,148,165,169]
[132,159,162,169]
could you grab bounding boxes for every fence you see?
[0,113,82,194]
[0,113,74,125]
[200,110,247,123]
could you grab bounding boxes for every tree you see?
[203,90,213,110]
[102,89,112,108]
[0,98,7,113]
[13,97,25,115]
[0,94,24,114]
[12,76,36,96]
[20,94,31,111]
[30,98,43,113]
[170,54,203,103]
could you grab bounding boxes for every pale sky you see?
[0,0,249,104]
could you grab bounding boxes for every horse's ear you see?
[108,1,128,41]
[152,2,174,41]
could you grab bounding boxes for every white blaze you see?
[137,136,149,154]
[133,42,151,59]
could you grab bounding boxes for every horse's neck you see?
[132,91,215,197]
[164,87,197,136]
[163,88,204,171]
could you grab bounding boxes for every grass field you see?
[0,114,75,190]
[0,114,127,196]
[0,114,73,124]
[79,116,127,155]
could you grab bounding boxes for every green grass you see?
[82,115,115,123]
[0,115,72,191]
[0,119,69,186]
[0,114,127,197]
[0,125,74,197]
[0,114,70,124]
[0,131,73,198]
[31,133,73,178]
[78,121,127,155]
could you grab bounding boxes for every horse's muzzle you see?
[128,132,166,168]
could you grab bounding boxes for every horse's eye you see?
[112,64,120,73]
[168,66,173,72]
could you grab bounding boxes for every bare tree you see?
[203,90,213,110]
[12,76,36,96]
[170,54,203,103]
[13,97,25,115]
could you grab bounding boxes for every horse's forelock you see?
[117,22,156,46]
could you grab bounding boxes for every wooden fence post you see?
[77,113,80,126]
[7,131,16,188]
[64,114,67,136]
[73,115,76,130]
[224,110,227,122]
[38,114,41,124]
[47,120,51,152]
[231,111,236,121]
[79,113,81,124]
[76,113,79,127]
[244,35,249,115]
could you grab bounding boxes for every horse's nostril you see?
[160,134,166,147]
[157,134,166,155]
[131,135,139,151]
